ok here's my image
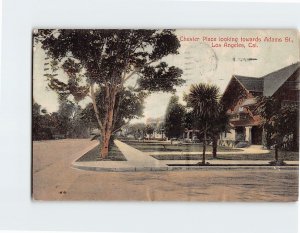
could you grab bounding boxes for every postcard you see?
[32,29,299,201]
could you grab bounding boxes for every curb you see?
[72,163,299,172]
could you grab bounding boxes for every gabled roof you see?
[234,75,263,92]
[230,62,300,96]
[263,62,300,96]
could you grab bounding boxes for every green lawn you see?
[152,151,299,161]
[122,140,241,152]
[76,144,126,162]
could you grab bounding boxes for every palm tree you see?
[186,83,220,164]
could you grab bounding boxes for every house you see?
[219,62,300,147]
[183,129,200,142]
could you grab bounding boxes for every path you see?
[147,144,271,156]
[114,140,166,167]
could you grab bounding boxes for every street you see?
[32,139,298,201]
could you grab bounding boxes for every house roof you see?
[263,62,300,96]
[232,62,300,96]
[234,75,264,92]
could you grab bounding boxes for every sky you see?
[33,29,299,123]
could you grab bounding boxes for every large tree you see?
[272,104,298,162]
[273,104,298,151]
[32,101,50,140]
[256,97,298,163]
[35,29,184,158]
[80,87,145,138]
[256,97,299,165]
[185,83,221,164]
[255,96,281,149]
[145,124,155,139]
[32,101,60,140]
[164,95,186,139]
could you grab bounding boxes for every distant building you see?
[183,129,200,142]
[220,62,300,147]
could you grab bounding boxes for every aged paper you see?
[32,29,299,201]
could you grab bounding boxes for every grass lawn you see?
[76,144,126,162]
[123,140,241,152]
[152,151,299,161]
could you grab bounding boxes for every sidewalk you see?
[162,160,299,165]
[147,145,271,156]
[72,140,299,172]
[114,140,166,167]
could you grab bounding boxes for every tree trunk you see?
[100,86,117,159]
[90,84,103,130]
[212,135,218,159]
[274,144,279,162]
[292,128,298,151]
[101,130,111,158]
[202,131,206,165]
[266,132,271,149]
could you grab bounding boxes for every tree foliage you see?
[145,124,155,138]
[256,96,299,162]
[81,87,145,133]
[272,104,298,150]
[185,83,222,164]
[125,123,147,139]
[164,95,186,139]
[255,96,281,149]
[32,99,90,140]
[37,29,183,93]
[34,29,184,158]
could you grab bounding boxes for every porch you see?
[219,125,263,147]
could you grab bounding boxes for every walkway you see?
[114,140,166,167]
[147,144,271,156]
